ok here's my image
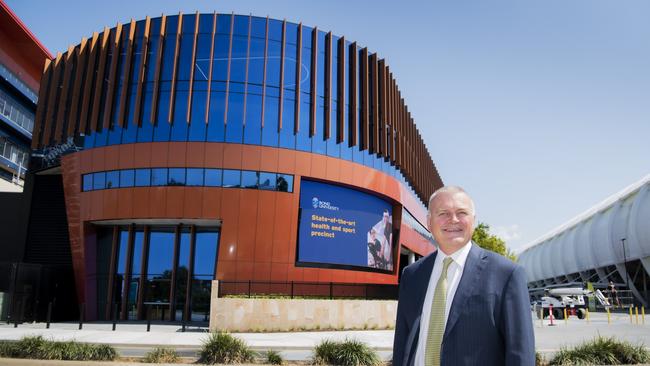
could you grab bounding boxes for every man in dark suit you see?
[392,186,535,366]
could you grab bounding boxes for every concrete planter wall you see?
[209,281,397,332]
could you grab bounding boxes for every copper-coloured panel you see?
[369,53,378,155]
[337,37,345,144]
[102,24,123,130]
[323,31,332,140]
[32,59,53,149]
[277,20,286,130]
[54,46,75,143]
[132,19,150,126]
[167,12,183,123]
[377,58,386,158]
[204,12,217,124]
[42,53,63,147]
[150,15,167,124]
[118,19,137,127]
[293,23,301,133]
[260,17,269,127]
[88,28,110,134]
[79,32,99,135]
[66,38,88,137]
[349,42,357,147]
[360,47,368,150]
[309,27,317,137]
[186,12,200,123]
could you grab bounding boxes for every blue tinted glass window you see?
[222,169,241,188]
[206,87,226,142]
[82,133,94,149]
[259,172,276,190]
[268,19,282,41]
[285,23,298,45]
[248,37,265,86]
[241,170,259,189]
[126,22,146,126]
[230,35,248,83]
[94,127,109,147]
[117,230,129,274]
[261,96,279,147]
[216,14,232,34]
[168,168,185,186]
[296,99,311,151]
[243,94,262,145]
[111,23,129,127]
[199,14,215,33]
[283,43,297,90]
[132,231,145,274]
[122,122,137,144]
[204,168,222,186]
[194,232,218,276]
[120,169,135,187]
[213,34,230,81]
[233,15,249,35]
[147,230,174,274]
[225,92,244,143]
[108,124,123,145]
[106,170,120,189]
[187,168,204,186]
[135,168,151,186]
[82,174,93,191]
[93,172,106,190]
[136,118,154,142]
[266,40,281,87]
[276,174,293,192]
[279,98,295,149]
[151,168,168,186]
[250,17,266,38]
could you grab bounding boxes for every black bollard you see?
[146,305,151,332]
[46,302,53,329]
[112,304,118,331]
[78,303,84,330]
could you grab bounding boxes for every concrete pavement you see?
[0,311,648,362]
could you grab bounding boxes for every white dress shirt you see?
[414,242,472,366]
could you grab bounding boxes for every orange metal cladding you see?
[53,46,74,144]
[360,47,369,150]
[336,37,345,144]
[349,42,357,147]
[150,15,167,124]
[167,12,183,123]
[78,32,99,135]
[117,19,136,127]
[88,27,111,133]
[102,24,122,130]
[65,38,87,138]
[31,58,52,149]
[63,142,433,292]
[40,52,62,147]
[132,18,151,126]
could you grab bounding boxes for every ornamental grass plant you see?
[142,347,181,363]
[313,338,380,366]
[198,332,256,364]
[0,336,117,361]
[549,336,650,365]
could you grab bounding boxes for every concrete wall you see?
[209,281,397,332]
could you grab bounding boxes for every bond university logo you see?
[312,197,340,211]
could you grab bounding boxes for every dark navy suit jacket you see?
[392,244,535,366]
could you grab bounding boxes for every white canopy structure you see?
[518,174,650,306]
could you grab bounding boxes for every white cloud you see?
[493,224,521,243]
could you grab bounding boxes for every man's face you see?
[428,191,475,255]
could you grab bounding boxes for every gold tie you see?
[425,257,453,366]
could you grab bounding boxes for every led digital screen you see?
[297,180,394,271]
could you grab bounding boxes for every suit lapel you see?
[443,244,488,339]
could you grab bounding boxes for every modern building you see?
[518,174,650,307]
[0,0,50,191]
[30,13,442,322]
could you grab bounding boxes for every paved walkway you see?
[0,311,648,362]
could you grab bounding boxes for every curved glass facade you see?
[33,14,442,207]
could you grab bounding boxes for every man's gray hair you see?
[428,186,476,216]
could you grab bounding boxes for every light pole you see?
[621,238,629,306]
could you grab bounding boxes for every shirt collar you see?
[435,241,472,269]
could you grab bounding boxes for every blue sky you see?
[9,0,650,253]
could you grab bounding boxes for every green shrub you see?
[549,336,650,365]
[0,336,116,361]
[266,349,284,365]
[143,347,180,363]
[199,332,256,364]
[536,352,546,366]
[313,339,380,366]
